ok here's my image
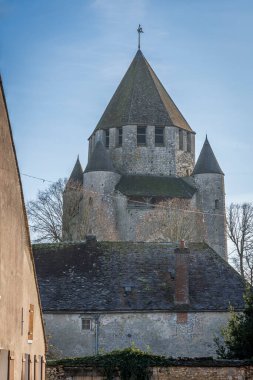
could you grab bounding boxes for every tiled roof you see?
[33,241,245,312]
[94,50,193,133]
[115,175,196,198]
[66,157,83,187]
[192,137,224,175]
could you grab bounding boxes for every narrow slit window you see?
[215,199,219,209]
[118,127,122,147]
[179,129,183,150]
[187,132,191,152]
[155,127,164,146]
[105,130,109,148]
[137,126,146,146]
[82,318,91,330]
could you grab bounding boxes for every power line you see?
[21,171,225,217]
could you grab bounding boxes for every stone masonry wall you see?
[89,126,194,176]
[44,312,230,359]
[194,173,227,260]
[46,364,253,380]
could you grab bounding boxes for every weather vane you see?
[137,24,144,50]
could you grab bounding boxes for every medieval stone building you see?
[30,47,246,360]
[62,49,227,260]
[0,77,46,380]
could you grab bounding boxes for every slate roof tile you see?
[33,241,245,312]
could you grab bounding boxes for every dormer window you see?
[118,127,122,146]
[155,127,164,146]
[137,126,146,146]
[105,130,109,148]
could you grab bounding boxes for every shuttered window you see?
[9,352,15,380]
[28,304,34,343]
[0,350,9,380]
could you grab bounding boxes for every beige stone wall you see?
[0,81,46,379]
[46,364,253,380]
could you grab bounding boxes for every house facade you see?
[0,78,46,380]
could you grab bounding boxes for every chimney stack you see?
[174,242,190,305]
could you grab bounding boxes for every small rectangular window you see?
[155,127,164,146]
[179,129,183,150]
[215,199,219,209]
[118,127,122,146]
[105,130,109,148]
[137,126,146,146]
[82,318,91,330]
[187,132,191,152]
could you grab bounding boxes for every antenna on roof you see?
[137,24,144,50]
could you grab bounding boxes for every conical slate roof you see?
[192,137,224,175]
[66,157,83,187]
[84,141,116,173]
[94,50,192,132]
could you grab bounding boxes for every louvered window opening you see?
[155,127,164,146]
[118,127,122,146]
[187,132,191,152]
[137,126,146,146]
[179,129,183,150]
[105,130,109,148]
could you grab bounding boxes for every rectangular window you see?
[215,199,219,209]
[118,127,122,147]
[179,129,183,150]
[155,127,164,146]
[137,126,146,146]
[105,130,109,148]
[28,304,34,343]
[187,132,191,152]
[82,318,91,330]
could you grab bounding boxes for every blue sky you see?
[0,0,253,203]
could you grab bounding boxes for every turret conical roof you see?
[94,50,192,132]
[192,137,224,175]
[66,157,83,187]
[84,141,116,173]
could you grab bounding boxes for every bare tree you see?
[227,203,253,285]
[27,179,66,242]
[27,178,118,243]
[136,198,206,243]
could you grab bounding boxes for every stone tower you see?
[192,137,227,259]
[62,49,227,259]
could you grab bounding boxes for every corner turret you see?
[62,156,84,241]
[192,137,227,260]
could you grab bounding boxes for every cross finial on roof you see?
[137,24,144,50]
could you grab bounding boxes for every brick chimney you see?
[174,240,190,305]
